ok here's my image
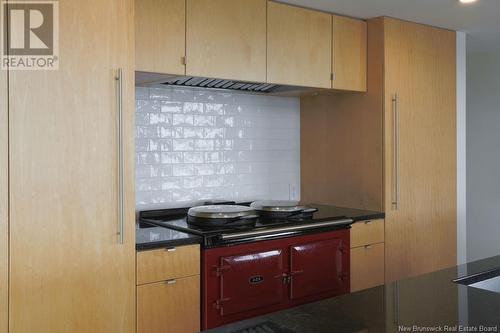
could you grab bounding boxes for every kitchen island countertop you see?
[205,255,500,332]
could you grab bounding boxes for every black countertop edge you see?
[135,223,201,251]
[351,212,385,222]
[135,236,201,251]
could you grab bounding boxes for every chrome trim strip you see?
[220,219,353,240]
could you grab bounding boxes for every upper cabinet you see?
[267,2,332,88]
[186,0,267,82]
[135,0,186,75]
[332,15,367,92]
[135,0,368,92]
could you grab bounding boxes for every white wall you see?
[466,46,500,261]
[135,86,300,210]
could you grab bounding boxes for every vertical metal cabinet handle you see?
[116,69,124,244]
[391,93,400,210]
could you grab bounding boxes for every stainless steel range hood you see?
[163,76,279,93]
[135,71,325,96]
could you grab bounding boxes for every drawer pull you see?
[165,279,177,285]
[165,247,177,252]
[364,245,373,250]
[364,220,373,225]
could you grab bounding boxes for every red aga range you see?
[140,201,365,330]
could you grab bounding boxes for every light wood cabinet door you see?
[267,1,332,88]
[8,1,136,332]
[137,244,200,285]
[186,0,266,82]
[351,243,385,292]
[135,0,186,74]
[332,15,367,91]
[137,275,200,333]
[350,219,384,248]
[0,47,7,333]
[383,18,456,282]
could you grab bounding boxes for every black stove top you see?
[138,203,385,248]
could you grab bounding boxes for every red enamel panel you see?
[289,238,345,299]
[202,228,350,330]
[220,250,285,316]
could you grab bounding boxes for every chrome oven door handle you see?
[219,219,354,241]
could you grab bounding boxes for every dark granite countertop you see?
[307,204,384,222]
[205,255,500,332]
[135,224,201,251]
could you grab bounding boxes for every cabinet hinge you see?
[181,56,186,65]
[213,264,230,277]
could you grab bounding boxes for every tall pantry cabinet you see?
[382,18,456,282]
[0,44,8,333]
[4,0,136,332]
[301,17,457,282]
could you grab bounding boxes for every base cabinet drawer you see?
[137,275,200,333]
[137,244,200,285]
[350,243,384,292]
[350,219,384,248]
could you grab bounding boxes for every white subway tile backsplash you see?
[160,101,183,113]
[172,139,194,151]
[150,113,172,125]
[173,114,194,126]
[160,152,183,164]
[183,152,205,164]
[135,86,300,210]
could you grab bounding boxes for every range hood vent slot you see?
[162,76,279,93]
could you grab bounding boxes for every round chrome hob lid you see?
[250,200,306,212]
[187,205,257,219]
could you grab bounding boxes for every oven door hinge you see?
[214,297,230,316]
[275,273,292,284]
[338,273,349,282]
[213,264,231,277]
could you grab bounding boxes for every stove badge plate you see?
[249,275,264,285]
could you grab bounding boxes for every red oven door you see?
[289,238,346,300]
[219,249,285,316]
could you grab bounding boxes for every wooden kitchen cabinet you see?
[137,244,200,285]
[0,45,7,333]
[383,18,456,282]
[137,245,201,333]
[186,0,267,82]
[8,1,136,332]
[332,15,367,91]
[301,17,456,283]
[350,219,384,248]
[135,0,186,75]
[267,1,332,88]
[350,220,385,292]
[137,276,200,333]
[351,243,385,292]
